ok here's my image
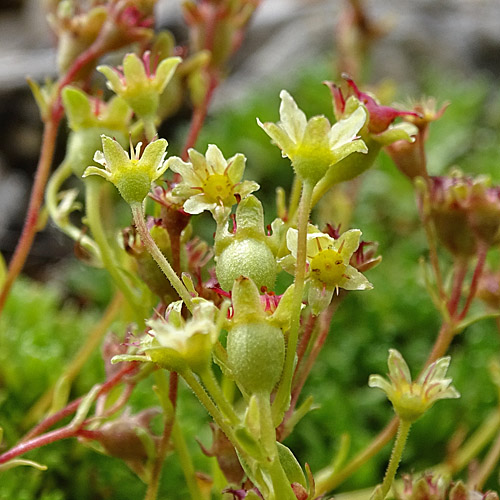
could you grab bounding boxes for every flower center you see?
[309,248,347,287]
[202,174,234,204]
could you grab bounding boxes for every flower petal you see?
[82,165,111,180]
[329,138,368,166]
[336,229,361,260]
[123,53,148,87]
[184,194,215,214]
[93,150,106,167]
[286,228,299,259]
[98,65,124,94]
[187,148,207,174]
[340,265,373,291]
[138,139,168,176]
[278,254,296,275]
[418,356,451,385]
[101,135,130,173]
[257,120,295,157]
[279,90,307,143]
[226,153,246,183]
[308,283,334,315]
[154,56,181,94]
[168,156,203,186]
[206,144,227,174]
[237,180,260,199]
[368,374,393,394]
[328,105,367,148]
[387,349,412,384]
[373,122,418,146]
[301,115,331,151]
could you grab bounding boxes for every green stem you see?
[171,420,203,500]
[131,202,194,313]
[145,371,179,500]
[471,427,500,490]
[315,417,399,495]
[143,118,157,143]
[288,176,303,222]
[85,177,142,318]
[272,180,313,424]
[256,392,297,500]
[445,409,500,475]
[46,161,100,258]
[200,367,240,426]
[181,369,242,455]
[376,419,411,500]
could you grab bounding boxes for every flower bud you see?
[92,408,159,462]
[122,223,177,302]
[62,87,132,177]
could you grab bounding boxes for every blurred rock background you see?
[1,0,499,276]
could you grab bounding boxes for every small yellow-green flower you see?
[143,298,225,373]
[98,52,181,120]
[369,349,460,423]
[280,225,372,314]
[168,144,259,220]
[83,135,169,205]
[258,90,368,184]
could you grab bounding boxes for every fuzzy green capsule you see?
[216,239,276,291]
[227,322,285,395]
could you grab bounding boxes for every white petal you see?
[340,266,373,290]
[279,90,307,143]
[206,144,227,174]
[328,105,367,148]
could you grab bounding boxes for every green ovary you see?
[309,248,346,287]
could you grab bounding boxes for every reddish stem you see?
[181,71,219,161]
[447,258,468,317]
[145,371,178,499]
[459,242,488,321]
[294,313,317,377]
[278,305,335,440]
[0,118,60,315]
[0,425,85,465]
[22,363,137,442]
[0,31,112,317]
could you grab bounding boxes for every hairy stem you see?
[85,178,142,317]
[200,367,240,426]
[272,180,313,425]
[376,419,411,499]
[131,202,194,313]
